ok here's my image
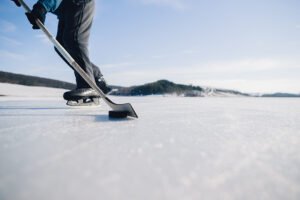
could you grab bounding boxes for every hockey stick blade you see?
[105,97,138,118]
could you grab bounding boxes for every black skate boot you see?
[63,88,100,106]
[95,76,112,94]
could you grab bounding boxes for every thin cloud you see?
[197,58,285,73]
[101,62,137,69]
[182,50,199,55]
[0,35,22,46]
[0,50,25,60]
[35,34,52,46]
[136,0,187,11]
[0,20,16,33]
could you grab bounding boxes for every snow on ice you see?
[0,83,300,200]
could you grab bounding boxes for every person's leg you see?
[54,1,85,82]
[54,16,71,67]
[55,0,110,94]
[61,0,96,89]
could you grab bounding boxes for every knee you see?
[63,32,88,51]
[62,33,78,51]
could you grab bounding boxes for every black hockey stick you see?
[16,0,138,118]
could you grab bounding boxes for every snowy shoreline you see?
[0,83,67,98]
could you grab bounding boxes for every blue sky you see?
[0,0,300,93]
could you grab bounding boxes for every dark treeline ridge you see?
[0,71,75,90]
[262,93,300,97]
[110,80,203,96]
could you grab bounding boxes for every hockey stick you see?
[16,0,138,118]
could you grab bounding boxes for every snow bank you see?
[0,83,67,98]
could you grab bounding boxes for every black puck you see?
[108,110,129,118]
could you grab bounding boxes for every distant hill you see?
[1,71,299,97]
[110,80,299,97]
[109,80,251,97]
[0,71,75,90]
[110,80,204,96]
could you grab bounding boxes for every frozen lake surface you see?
[0,91,300,199]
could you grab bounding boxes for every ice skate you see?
[63,88,100,106]
[95,76,112,94]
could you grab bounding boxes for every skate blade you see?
[66,98,100,107]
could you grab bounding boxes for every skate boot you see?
[63,88,100,106]
[95,76,112,94]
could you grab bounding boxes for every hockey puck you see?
[109,110,129,118]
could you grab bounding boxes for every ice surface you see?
[0,84,300,200]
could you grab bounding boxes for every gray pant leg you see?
[55,0,101,89]
[55,18,70,69]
